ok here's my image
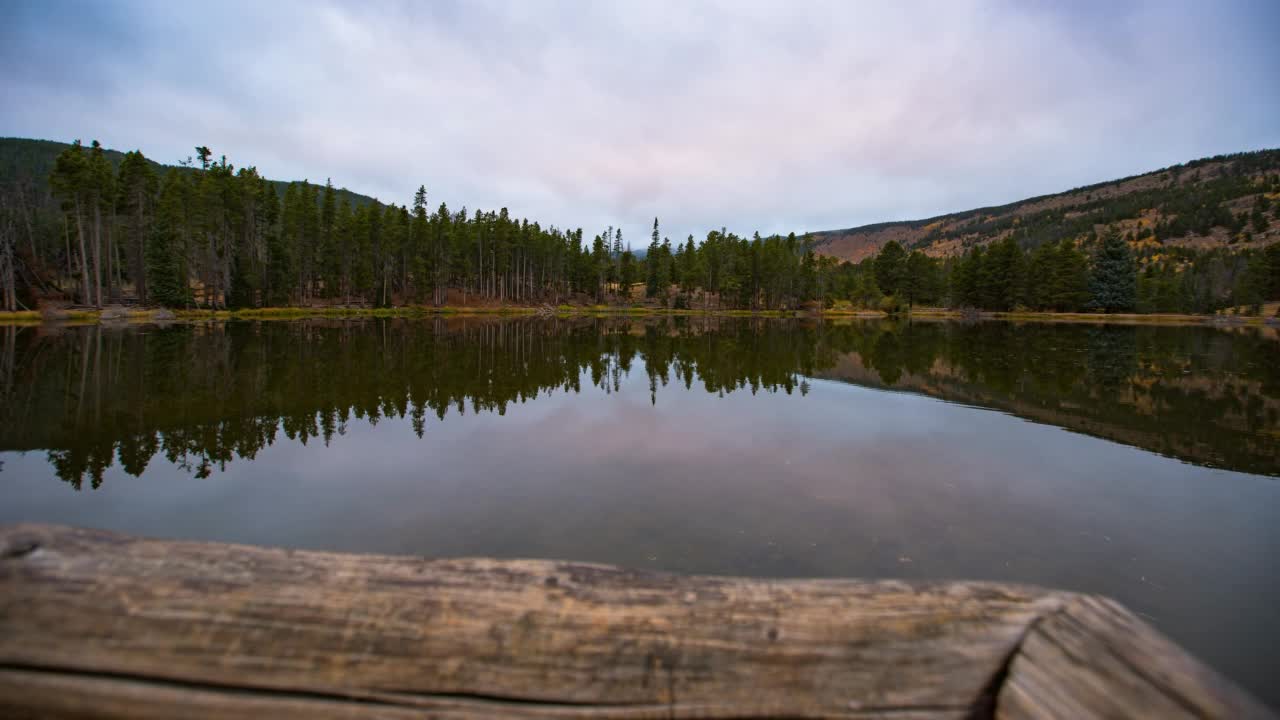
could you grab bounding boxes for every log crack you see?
[967,610,1053,719]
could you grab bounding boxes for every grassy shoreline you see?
[0,304,1275,326]
[908,308,1277,326]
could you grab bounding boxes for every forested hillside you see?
[0,137,828,311]
[809,149,1280,315]
[813,149,1280,263]
[0,136,1276,315]
[0,138,377,209]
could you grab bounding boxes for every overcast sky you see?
[3,0,1278,245]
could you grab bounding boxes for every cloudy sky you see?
[3,1,1278,244]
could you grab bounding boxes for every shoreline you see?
[0,305,1275,326]
[909,308,1278,326]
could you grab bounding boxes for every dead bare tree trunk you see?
[132,188,148,303]
[0,197,15,312]
[16,183,38,263]
[91,196,103,307]
[110,199,122,300]
[73,198,91,307]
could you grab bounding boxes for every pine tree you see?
[1233,253,1266,314]
[681,236,699,295]
[874,240,906,296]
[655,236,673,302]
[1264,242,1280,300]
[410,185,429,302]
[88,140,114,304]
[1089,229,1137,312]
[335,197,354,302]
[320,180,338,297]
[1050,239,1090,311]
[591,233,608,301]
[1251,209,1270,234]
[951,246,983,308]
[612,227,623,292]
[147,171,191,307]
[645,218,661,298]
[619,250,637,301]
[116,151,156,302]
[1025,241,1057,310]
[982,236,1025,310]
[49,141,94,305]
[902,250,938,309]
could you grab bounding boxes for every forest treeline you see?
[839,231,1280,315]
[0,137,1277,314]
[3,318,1275,487]
[1,139,833,312]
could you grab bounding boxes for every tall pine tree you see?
[1089,228,1136,312]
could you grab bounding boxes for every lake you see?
[1,316,1278,707]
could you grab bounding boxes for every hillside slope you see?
[0,137,378,207]
[812,149,1280,263]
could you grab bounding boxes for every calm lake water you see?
[2,317,1278,706]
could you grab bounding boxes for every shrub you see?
[878,294,903,314]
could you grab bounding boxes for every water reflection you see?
[2,317,1279,707]
[1,318,1275,487]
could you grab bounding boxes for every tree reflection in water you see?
[1,317,1276,488]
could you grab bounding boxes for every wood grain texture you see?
[0,524,1268,719]
[996,595,1273,720]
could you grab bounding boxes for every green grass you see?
[543,305,801,317]
[0,310,43,324]
[169,305,541,321]
[11,304,1260,326]
[909,308,1270,326]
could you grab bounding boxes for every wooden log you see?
[0,524,1269,719]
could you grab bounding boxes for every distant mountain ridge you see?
[0,137,379,207]
[811,149,1280,262]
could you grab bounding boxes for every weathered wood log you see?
[0,524,1269,719]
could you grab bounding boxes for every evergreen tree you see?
[952,246,983,307]
[91,140,120,302]
[901,250,939,309]
[612,227,624,292]
[1089,229,1137,312]
[619,250,637,301]
[874,240,907,296]
[1264,242,1280,300]
[978,236,1024,310]
[591,233,609,301]
[320,180,338,296]
[1049,239,1090,311]
[854,264,882,308]
[49,140,95,305]
[1251,209,1270,234]
[147,170,191,307]
[681,236,699,294]
[655,236,673,302]
[1025,241,1057,310]
[645,217,661,298]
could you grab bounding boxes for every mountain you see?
[0,137,379,207]
[811,149,1280,263]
